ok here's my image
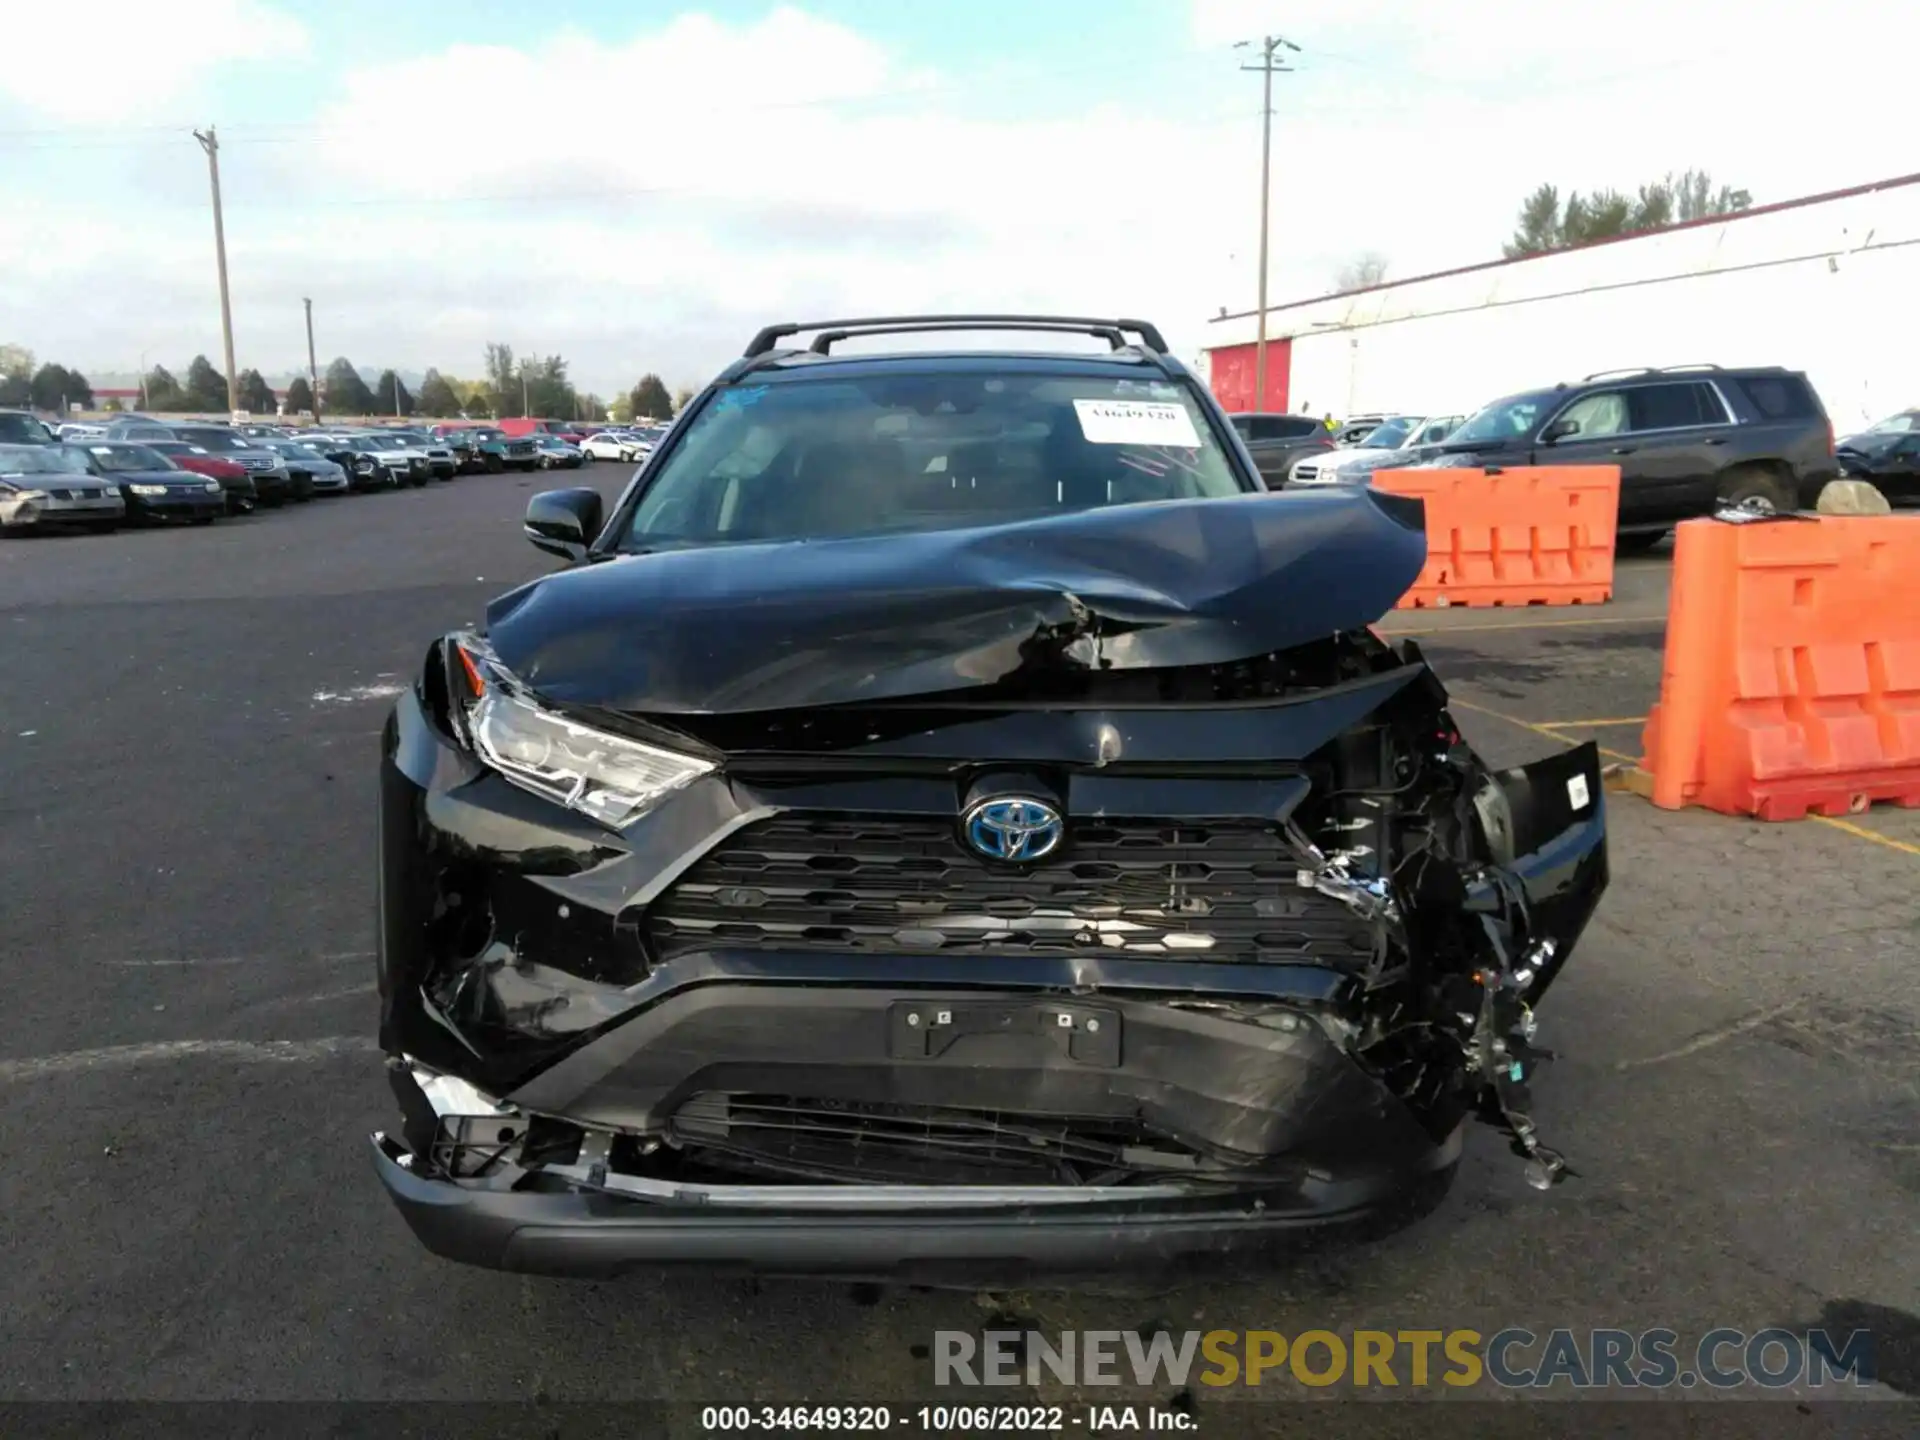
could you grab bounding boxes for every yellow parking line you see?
[1538,716,1648,729]
[1809,815,1920,858]
[1447,698,1638,764]
[1379,611,1666,637]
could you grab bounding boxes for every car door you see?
[1614,381,1731,523]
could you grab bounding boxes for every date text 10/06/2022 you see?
[700,1406,1195,1432]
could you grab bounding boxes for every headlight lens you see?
[451,634,713,828]
[130,484,168,496]
[204,480,223,492]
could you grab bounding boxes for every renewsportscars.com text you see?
[933,1327,1877,1391]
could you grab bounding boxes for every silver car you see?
[0,443,126,532]
[343,431,433,487]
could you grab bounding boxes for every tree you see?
[183,354,227,412]
[373,369,414,417]
[30,362,89,412]
[416,368,462,417]
[1333,252,1389,292]
[630,373,672,421]
[323,356,375,416]
[459,380,494,418]
[484,342,516,416]
[520,354,575,419]
[1503,170,1752,258]
[144,364,183,410]
[237,368,276,414]
[0,344,33,405]
[672,385,695,413]
[285,375,315,416]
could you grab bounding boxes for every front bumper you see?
[128,491,224,520]
[371,1125,1458,1282]
[371,671,1605,1277]
[0,489,125,526]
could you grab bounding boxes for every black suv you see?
[1416,365,1838,551]
[370,314,1607,1281]
[1227,411,1334,486]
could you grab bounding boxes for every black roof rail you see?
[743,313,1170,358]
[1583,363,1725,381]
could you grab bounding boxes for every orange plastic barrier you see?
[1369,465,1620,608]
[1642,515,1920,820]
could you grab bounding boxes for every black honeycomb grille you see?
[645,814,1375,965]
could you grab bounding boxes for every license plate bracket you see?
[887,1000,1120,1068]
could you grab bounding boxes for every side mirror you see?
[1540,418,1579,444]
[524,487,602,562]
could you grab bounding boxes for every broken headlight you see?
[447,632,714,829]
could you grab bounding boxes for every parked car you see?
[102,417,181,444]
[0,443,126,532]
[579,430,646,462]
[461,426,539,472]
[532,433,585,470]
[342,430,433,487]
[429,427,486,474]
[1412,365,1839,551]
[1833,409,1920,505]
[146,440,258,514]
[369,312,1608,1280]
[375,429,461,481]
[57,421,111,443]
[1227,412,1335,487]
[166,424,296,506]
[65,441,226,525]
[259,438,351,495]
[1288,414,1465,486]
[1331,414,1393,446]
[293,432,394,491]
[0,410,55,444]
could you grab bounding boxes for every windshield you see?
[1861,412,1919,436]
[1447,391,1556,445]
[1357,417,1418,449]
[0,413,51,443]
[0,444,88,475]
[618,371,1244,551]
[175,429,249,453]
[87,445,175,472]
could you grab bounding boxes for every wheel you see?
[89,519,121,534]
[1717,466,1797,514]
[485,453,504,474]
[231,497,255,516]
[191,517,215,527]
[1615,529,1669,556]
[293,488,313,504]
[412,472,429,488]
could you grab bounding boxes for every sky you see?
[2,0,1914,398]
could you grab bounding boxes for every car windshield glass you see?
[88,445,174,472]
[1357,418,1417,449]
[0,414,51,442]
[1863,412,1919,435]
[177,429,248,453]
[618,371,1244,550]
[1448,392,1555,444]
[0,444,86,474]
[470,430,500,441]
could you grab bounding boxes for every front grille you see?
[671,1092,1196,1185]
[237,456,273,471]
[646,814,1374,965]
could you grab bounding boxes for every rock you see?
[1815,479,1892,515]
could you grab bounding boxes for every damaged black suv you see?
[372,314,1608,1281]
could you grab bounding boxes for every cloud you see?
[0,0,307,124]
[8,2,1919,396]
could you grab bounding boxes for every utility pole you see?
[302,297,320,422]
[192,126,240,417]
[393,371,402,417]
[1236,36,1299,412]
[521,370,530,416]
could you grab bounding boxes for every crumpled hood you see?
[485,487,1428,714]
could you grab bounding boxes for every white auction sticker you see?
[1566,774,1591,810]
[1073,399,1201,447]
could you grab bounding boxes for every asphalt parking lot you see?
[1,482,1915,1424]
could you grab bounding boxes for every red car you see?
[148,440,258,515]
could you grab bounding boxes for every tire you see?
[485,453,504,474]
[1615,529,1669,556]
[191,517,215,527]
[1717,466,1797,515]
